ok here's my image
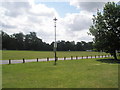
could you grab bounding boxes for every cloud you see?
[0,1,95,43]
[70,0,120,12]
[1,22,17,29]
[70,1,105,12]
[62,11,93,31]
[28,4,57,17]
[55,10,93,42]
[1,2,31,17]
[0,1,59,34]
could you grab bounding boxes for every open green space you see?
[2,50,109,60]
[2,58,118,88]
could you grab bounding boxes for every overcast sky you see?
[0,0,119,43]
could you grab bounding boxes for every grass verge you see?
[2,58,118,88]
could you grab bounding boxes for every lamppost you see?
[53,17,57,65]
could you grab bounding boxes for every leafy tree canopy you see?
[89,2,120,60]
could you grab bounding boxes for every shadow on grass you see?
[96,58,120,64]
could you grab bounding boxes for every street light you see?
[53,17,57,65]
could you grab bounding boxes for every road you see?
[1,55,111,64]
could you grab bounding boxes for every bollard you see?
[82,56,83,59]
[9,59,11,64]
[71,56,73,60]
[76,56,78,60]
[95,55,96,58]
[47,57,49,61]
[37,58,38,62]
[23,58,25,63]
[64,57,66,60]
[86,56,88,59]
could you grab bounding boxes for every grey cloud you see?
[0,22,17,29]
[71,2,105,12]
[78,2,105,12]
[66,14,92,31]
[78,36,93,42]
[1,2,31,17]
[27,15,43,23]
[1,2,55,19]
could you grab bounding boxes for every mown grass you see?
[2,58,118,88]
[2,50,109,60]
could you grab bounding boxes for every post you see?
[71,56,73,60]
[37,58,38,62]
[23,58,25,63]
[53,17,57,65]
[76,56,78,60]
[86,56,88,59]
[95,55,96,58]
[9,59,11,64]
[47,57,49,61]
[82,56,83,59]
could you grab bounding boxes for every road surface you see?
[1,55,111,64]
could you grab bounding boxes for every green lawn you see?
[2,58,118,88]
[2,50,109,60]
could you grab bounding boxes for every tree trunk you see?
[113,50,117,60]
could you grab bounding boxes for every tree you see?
[12,32,25,50]
[0,31,2,50]
[57,40,66,51]
[1,31,11,50]
[75,42,83,51]
[25,32,43,50]
[89,2,120,60]
[1,31,94,51]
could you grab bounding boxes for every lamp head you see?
[53,17,57,21]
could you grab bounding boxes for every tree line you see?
[1,31,93,51]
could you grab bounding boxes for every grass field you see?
[2,58,118,88]
[2,50,109,60]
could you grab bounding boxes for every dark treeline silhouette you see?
[1,31,93,51]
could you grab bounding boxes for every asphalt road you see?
[1,55,111,64]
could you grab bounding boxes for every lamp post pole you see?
[53,17,57,65]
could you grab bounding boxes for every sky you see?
[0,0,120,44]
